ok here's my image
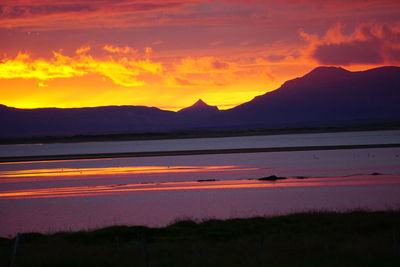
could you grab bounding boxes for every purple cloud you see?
[307,23,400,65]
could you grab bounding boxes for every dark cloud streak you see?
[0,1,185,24]
[0,4,95,19]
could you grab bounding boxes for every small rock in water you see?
[197,179,217,182]
[258,175,286,181]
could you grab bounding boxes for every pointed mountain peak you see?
[193,99,208,107]
[178,99,219,113]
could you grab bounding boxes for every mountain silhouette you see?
[227,66,400,127]
[0,105,176,137]
[1,66,399,138]
[178,99,219,113]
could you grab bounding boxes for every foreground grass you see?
[1,210,400,266]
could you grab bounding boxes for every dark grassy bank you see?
[2,210,400,266]
[1,123,399,145]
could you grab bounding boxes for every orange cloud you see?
[103,45,136,54]
[164,56,235,89]
[176,56,230,73]
[166,56,233,89]
[75,46,91,54]
[0,46,162,87]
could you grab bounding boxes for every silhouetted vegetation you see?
[1,210,400,266]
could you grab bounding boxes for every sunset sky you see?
[1,0,399,110]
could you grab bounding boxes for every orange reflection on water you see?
[1,175,399,200]
[0,165,257,183]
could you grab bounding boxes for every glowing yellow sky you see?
[0,46,308,110]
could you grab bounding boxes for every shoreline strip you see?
[1,143,399,163]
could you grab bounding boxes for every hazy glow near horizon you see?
[0,0,399,110]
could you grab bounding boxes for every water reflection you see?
[1,175,399,200]
[1,146,400,237]
[0,165,257,183]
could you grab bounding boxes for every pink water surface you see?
[1,147,400,237]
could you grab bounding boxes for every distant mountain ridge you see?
[1,66,399,138]
[227,66,400,127]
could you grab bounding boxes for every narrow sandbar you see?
[1,143,399,163]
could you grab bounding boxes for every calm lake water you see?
[0,130,400,237]
[1,130,400,157]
